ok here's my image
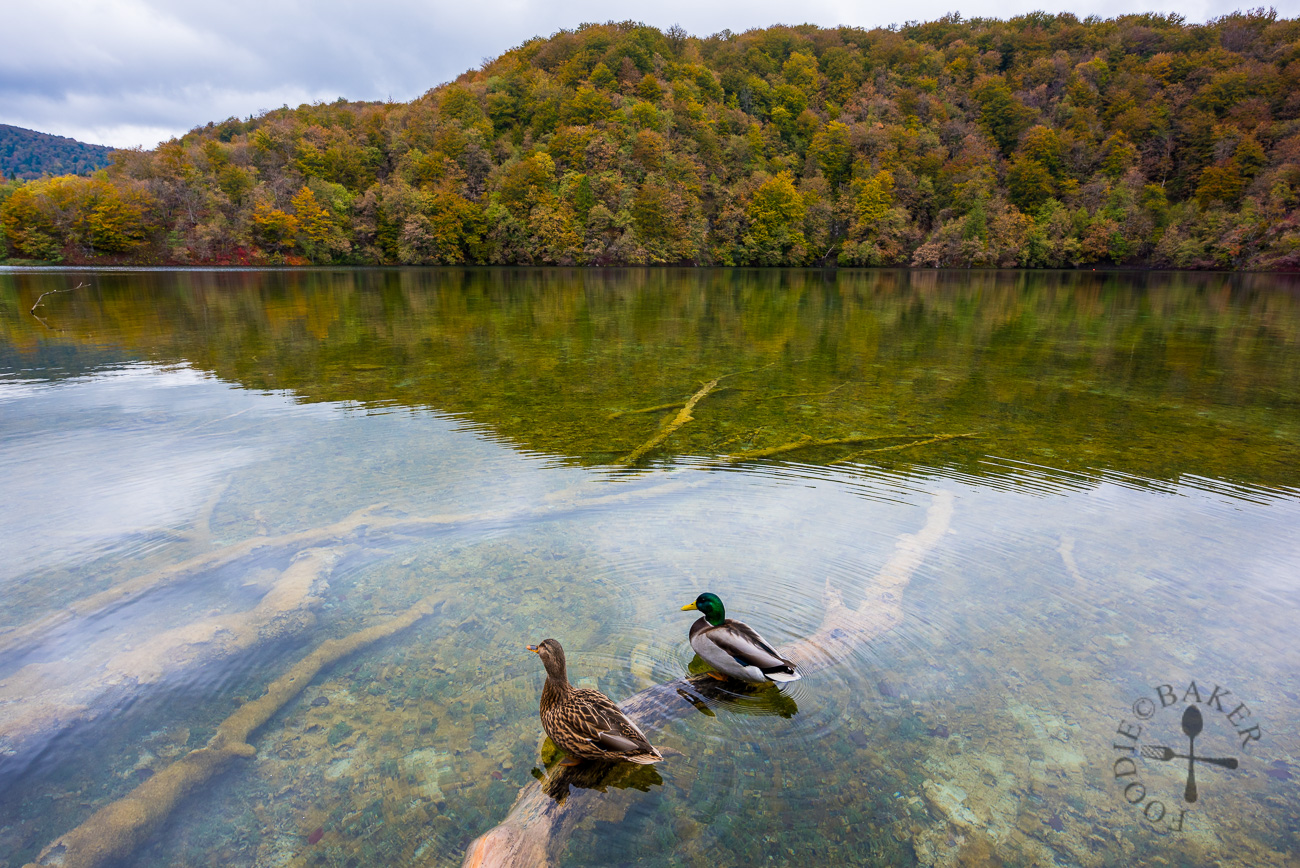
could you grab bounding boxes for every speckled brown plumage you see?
[528,638,662,764]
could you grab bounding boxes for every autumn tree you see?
[742,172,808,264]
[291,186,350,263]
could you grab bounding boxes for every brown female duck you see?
[527,638,663,766]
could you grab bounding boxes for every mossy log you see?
[612,364,782,465]
[614,377,722,465]
[608,400,690,419]
[22,595,445,868]
[828,433,978,465]
[460,490,954,868]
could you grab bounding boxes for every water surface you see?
[1,268,1298,867]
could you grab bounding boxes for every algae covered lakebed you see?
[0,267,1298,867]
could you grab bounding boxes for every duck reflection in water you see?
[530,738,666,803]
[679,656,800,719]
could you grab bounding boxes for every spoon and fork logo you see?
[1110,681,1261,831]
[1138,705,1239,803]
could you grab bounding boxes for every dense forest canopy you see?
[3,12,1299,269]
[0,124,116,182]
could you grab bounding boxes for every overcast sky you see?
[2,0,1293,149]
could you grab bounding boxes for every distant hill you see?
[0,124,115,180]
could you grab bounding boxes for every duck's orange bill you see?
[526,644,540,653]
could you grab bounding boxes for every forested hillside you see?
[3,13,1299,268]
[0,124,115,182]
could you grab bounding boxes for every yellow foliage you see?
[0,175,154,258]
[852,170,896,235]
[251,200,299,250]
[743,171,807,264]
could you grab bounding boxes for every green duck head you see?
[681,592,725,626]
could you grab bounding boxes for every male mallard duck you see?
[527,638,663,766]
[681,592,801,684]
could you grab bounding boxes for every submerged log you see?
[612,363,786,465]
[0,476,703,778]
[614,377,723,465]
[0,475,700,667]
[0,504,391,664]
[22,594,446,868]
[0,547,344,771]
[460,490,955,868]
[722,432,975,464]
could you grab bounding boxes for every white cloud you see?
[1,0,1293,148]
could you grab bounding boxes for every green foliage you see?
[589,62,617,90]
[973,78,1035,154]
[852,170,896,229]
[742,172,807,264]
[841,170,908,265]
[498,153,558,214]
[1098,132,1137,178]
[2,16,1298,268]
[291,185,351,263]
[809,122,852,187]
[1006,155,1055,212]
[87,191,150,253]
[1,184,63,260]
[636,74,663,102]
[396,186,483,264]
[0,174,156,260]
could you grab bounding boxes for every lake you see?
[1,267,1298,868]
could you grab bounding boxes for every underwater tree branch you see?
[177,477,231,547]
[721,432,974,464]
[756,382,850,402]
[0,476,711,866]
[21,594,446,868]
[607,400,690,419]
[606,388,745,420]
[0,502,391,664]
[612,362,792,465]
[0,478,711,771]
[0,547,349,767]
[1058,535,1087,590]
[613,376,722,465]
[0,475,705,667]
[827,432,978,465]
[459,490,955,868]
